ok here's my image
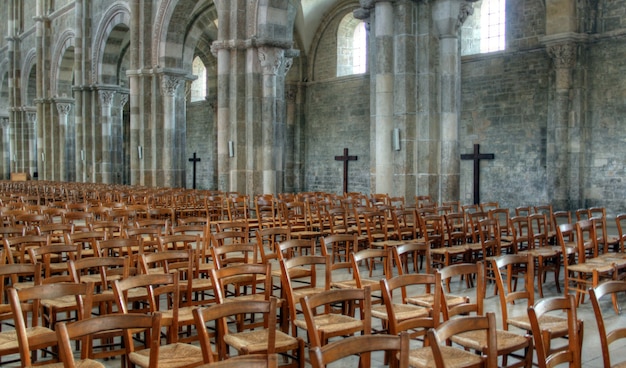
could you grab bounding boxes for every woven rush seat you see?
[160,305,196,325]
[408,345,485,368]
[451,329,530,353]
[370,303,429,321]
[330,278,357,289]
[406,293,467,308]
[129,342,203,368]
[293,313,363,335]
[42,294,78,309]
[507,312,568,334]
[0,325,52,351]
[223,329,300,353]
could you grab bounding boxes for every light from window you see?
[352,22,367,74]
[337,13,367,77]
[480,0,505,53]
[190,56,206,102]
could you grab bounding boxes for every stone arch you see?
[255,0,297,45]
[21,49,37,106]
[50,30,75,97]
[91,3,131,84]
[155,0,216,69]
[308,1,360,82]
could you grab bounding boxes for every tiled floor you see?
[5,244,626,367]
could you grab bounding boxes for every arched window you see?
[190,56,206,102]
[337,13,367,77]
[480,0,505,53]
[461,0,506,55]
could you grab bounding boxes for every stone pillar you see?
[212,43,230,191]
[26,111,37,179]
[160,74,182,188]
[432,0,473,202]
[546,42,578,210]
[373,0,395,195]
[258,47,284,194]
[98,89,115,184]
[55,101,73,181]
[118,93,129,184]
[1,118,9,179]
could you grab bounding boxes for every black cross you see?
[188,152,201,189]
[334,148,357,194]
[461,144,494,204]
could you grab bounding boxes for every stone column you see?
[55,101,73,181]
[258,46,284,195]
[118,93,129,184]
[26,111,37,179]
[432,0,473,202]
[546,42,577,210]
[1,118,9,179]
[98,89,115,184]
[161,74,182,188]
[372,0,395,195]
[212,43,231,191]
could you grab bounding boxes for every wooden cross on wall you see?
[334,148,357,194]
[461,144,494,205]
[188,152,201,189]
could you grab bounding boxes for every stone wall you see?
[586,37,626,211]
[186,100,216,190]
[304,75,370,194]
[461,51,550,209]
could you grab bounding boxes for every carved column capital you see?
[99,90,116,108]
[547,43,577,69]
[26,112,37,125]
[56,102,73,117]
[258,47,284,76]
[433,0,475,38]
[161,75,182,97]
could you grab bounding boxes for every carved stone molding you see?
[26,112,37,125]
[119,93,129,108]
[547,43,577,69]
[286,85,298,103]
[161,75,182,97]
[99,90,116,108]
[258,47,284,76]
[56,102,72,116]
[456,2,475,33]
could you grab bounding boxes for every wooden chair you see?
[379,273,438,341]
[533,204,555,243]
[590,280,626,368]
[196,354,279,368]
[393,240,431,275]
[409,313,498,368]
[159,234,202,251]
[509,215,530,252]
[0,262,41,345]
[279,255,331,337]
[141,249,213,308]
[301,286,371,348]
[309,332,410,368]
[64,231,106,258]
[56,312,162,368]
[590,207,620,253]
[113,272,204,367]
[560,220,617,306]
[438,262,533,368]
[210,263,271,331]
[331,248,392,306]
[528,295,581,368]
[321,233,357,265]
[519,213,561,298]
[36,223,73,245]
[193,298,304,367]
[3,234,50,264]
[616,213,626,253]
[8,282,94,366]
